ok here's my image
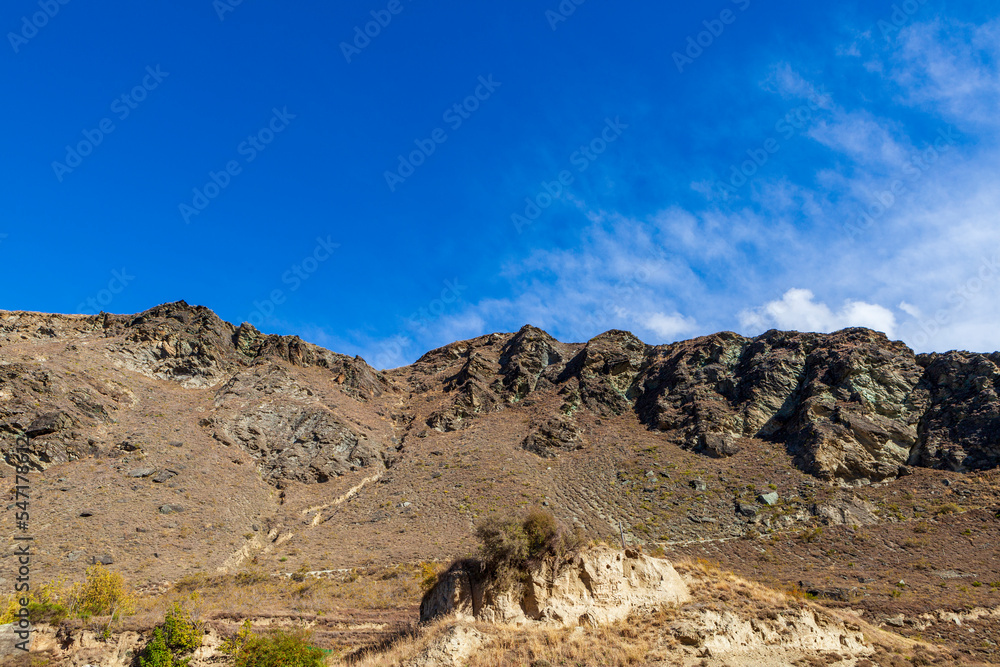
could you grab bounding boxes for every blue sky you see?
[3,0,998,368]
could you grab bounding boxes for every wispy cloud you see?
[890,18,1000,128]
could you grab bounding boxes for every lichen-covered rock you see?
[810,495,879,526]
[773,329,926,482]
[559,330,648,416]
[494,325,572,402]
[634,329,928,483]
[407,323,1000,483]
[214,405,383,484]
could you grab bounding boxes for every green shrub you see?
[935,502,961,515]
[161,604,202,653]
[137,605,202,667]
[221,620,324,667]
[138,629,174,667]
[475,517,530,570]
[26,597,71,625]
[14,581,71,624]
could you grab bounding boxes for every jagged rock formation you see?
[912,351,1000,471]
[102,302,384,396]
[415,324,1000,483]
[420,546,690,626]
[521,416,585,457]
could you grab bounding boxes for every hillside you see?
[1,301,999,662]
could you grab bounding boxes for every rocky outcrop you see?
[809,495,880,526]
[420,547,690,627]
[208,364,386,484]
[102,302,384,395]
[0,302,387,479]
[495,326,572,403]
[669,607,871,661]
[426,353,502,432]
[558,330,648,416]
[212,404,384,484]
[633,329,927,482]
[403,625,484,667]
[522,417,585,458]
[410,323,1000,483]
[0,364,115,470]
[104,301,239,388]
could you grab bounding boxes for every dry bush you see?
[472,507,582,590]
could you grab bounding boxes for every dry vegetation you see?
[336,556,982,667]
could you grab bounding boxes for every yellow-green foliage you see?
[0,584,67,624]
[0,566,131,624]
[161,604,203,653]
[418,562,440,592]
[75,564,135,618]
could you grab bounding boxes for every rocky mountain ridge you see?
[1,302,997,487]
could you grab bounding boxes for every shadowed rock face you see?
[912,351,1000,471]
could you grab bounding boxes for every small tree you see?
[138,629,173,667]
[73,564,134,619]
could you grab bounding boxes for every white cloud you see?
[643,312,698,340]
[806,111,908,170]
[739,289,898,338]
